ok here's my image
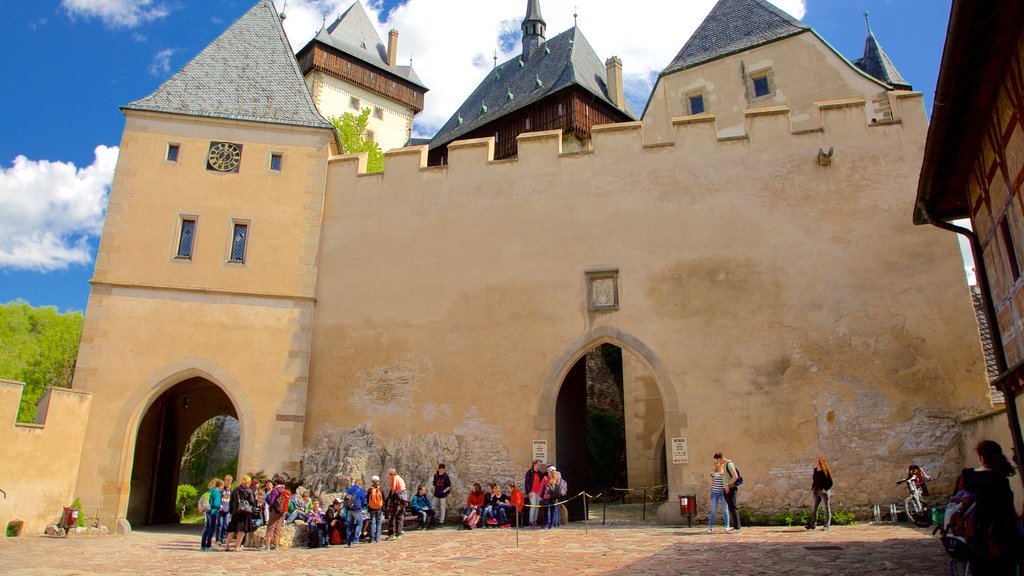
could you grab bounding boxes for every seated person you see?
[483,483,509,527]
[502,482,524,528]
[410,485,437,529]
[285,490,310,524]
[461,483,486,528]
[325,498,346,546]
[305,500,328,548]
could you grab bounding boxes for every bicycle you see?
[896,466,933,527]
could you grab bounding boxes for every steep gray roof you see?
[430,27,635,149]
[661,0,809,76]
[123,0,332,129]
[311,0,426,89]
[852,26,911,90]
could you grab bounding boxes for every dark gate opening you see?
[127,378,237,527]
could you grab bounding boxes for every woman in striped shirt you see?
[708,460,730,533]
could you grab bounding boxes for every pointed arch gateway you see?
[118,364,253,528]
[536,326,680,521]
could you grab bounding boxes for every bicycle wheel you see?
[905,498,931,527]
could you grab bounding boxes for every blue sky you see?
[0,0,953,312]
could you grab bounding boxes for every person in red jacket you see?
[461,483,485,529]
[504,482,525,528]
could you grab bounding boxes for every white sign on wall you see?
[671,437,688,464]
[533,440,548,463]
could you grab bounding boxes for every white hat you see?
[547,466,556,472]
[371,475,380,482]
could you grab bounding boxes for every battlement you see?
[0,380,92,537]
[328,91,925,178]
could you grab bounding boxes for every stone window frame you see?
[586,268,620,311]
[747,68,776,103]
[686,91,706,115]
[269,152,284,173]
[373,106,384,120]
[350,96,361,110]
[173,213,198,261]
[227,218,251,265]
[166,142,181,163]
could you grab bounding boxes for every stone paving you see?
[0,522,955,575]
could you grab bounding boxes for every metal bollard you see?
[889,503,898,522]
[872,504,881,523]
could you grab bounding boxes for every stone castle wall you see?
[0,381,92,536]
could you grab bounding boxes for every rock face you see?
[586,347,623,415]
[300,425,514,522]
[204,416,240,479]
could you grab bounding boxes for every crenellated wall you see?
[0,381,92,537]
[309,93,990,520]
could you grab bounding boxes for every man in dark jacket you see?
[524,460,548,527]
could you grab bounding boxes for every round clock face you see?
[208,142,241,172]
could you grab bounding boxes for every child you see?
[410,485,437,529]
[484,483,509,527]
[432,464,453,526]
[461,483,485,529]
[306,500,327,548]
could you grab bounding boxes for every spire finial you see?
[493,49,497,69]
[863,11,873,36]
[574,5,578,26]
[279,0,288,21]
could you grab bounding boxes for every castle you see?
[0,0,996,535]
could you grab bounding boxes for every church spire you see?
[522,0,546,60]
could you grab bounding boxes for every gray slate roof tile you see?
[430,26,634,149]
[853,30,911,90]
[123,0,332,129]
[661,0,809,76]
[312,0,427,89]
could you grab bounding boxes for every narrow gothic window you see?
[176,218,196,259]
[229,222,248,263]
[1001,218,1021,281]
[525,117,531,130]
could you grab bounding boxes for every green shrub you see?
[70,497,86,527]
[176,484,199,519]
[738,508,856,526]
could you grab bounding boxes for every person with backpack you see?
[345,478,367,545]
[805,457,833,531]
[217,474,232,545]
[946,440,1022,575]
[708,460,730,534]
[385,468,409,540]
[432,463,453,526]
[263,479,289,550]
[544,468,567,529]
[200,478,223,551]
[225,474,257,552]
[366,475,385,543]
[715,452,742,532]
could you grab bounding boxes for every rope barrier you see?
[522,490,588,508]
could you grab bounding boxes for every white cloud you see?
[150,48,175,76]
[0,146,118,271]
[61,0,169,28]
[274,0,806,138]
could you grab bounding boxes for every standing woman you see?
[225,474,256,551]
[955,440,1022,575]
[708,460,729,533]
[200,478,223,551]
[805,457,833,531]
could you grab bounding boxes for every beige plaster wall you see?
[0,382,92,537]
[72,111,332,531]
[307,71,415,152]
[310,91,988,521]
[643,32,895,143]
[961,402,1024,514]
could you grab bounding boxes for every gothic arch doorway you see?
[126,377,239,526]
[545,329,672,522]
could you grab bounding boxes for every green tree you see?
[0,301,83,422]
[330,109,385,172]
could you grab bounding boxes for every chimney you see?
[605,56,624,110]
[387,29,399,67]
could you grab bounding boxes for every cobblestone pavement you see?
[0,523,952,575]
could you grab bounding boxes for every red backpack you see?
[275,489,291,515]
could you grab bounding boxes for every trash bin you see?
[679,495,697,527]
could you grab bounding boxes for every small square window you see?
[752,75,771,98]
[167,144,180,162]
[270,153,283,172]
[365,130,375,143]
[350,96,360,110]
[229,222,248,263]
[688,94,705,115]
[176,218,196,259]
[373,107,383,120]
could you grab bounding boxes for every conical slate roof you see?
[661,0,809,76]
[429,26,635,150]
[123,0,332,129]
[852,21,911,90]
[310,0,426,89]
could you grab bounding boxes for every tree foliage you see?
[331,109,385,173]
[0,300,83,422]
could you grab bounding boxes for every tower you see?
[522,0,547,59]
